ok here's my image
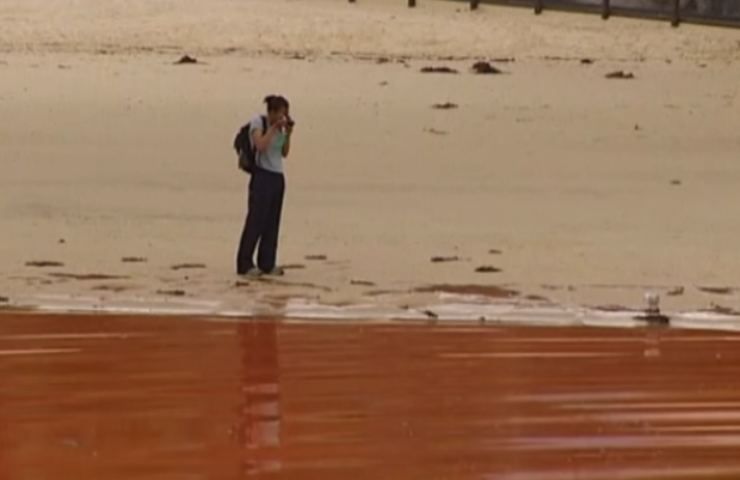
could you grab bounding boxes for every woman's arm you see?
[252,120,283,153]
[282,130,292,157]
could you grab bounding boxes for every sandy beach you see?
[2,0,740,323]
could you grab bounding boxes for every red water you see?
[2,314,740,479]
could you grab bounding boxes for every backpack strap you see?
[256,115,268,167]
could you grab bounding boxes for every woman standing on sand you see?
[236,95,294,277]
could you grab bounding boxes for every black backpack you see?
[233,115,267,174]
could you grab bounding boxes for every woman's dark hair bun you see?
[264,95,290,112]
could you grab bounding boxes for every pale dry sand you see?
[1,0,740,321]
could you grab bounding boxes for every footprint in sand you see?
[26,260,64,268]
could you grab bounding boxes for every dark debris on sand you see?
[174,55,198,65]
[634,313,671,324]
[305,255,328,261]
[415,284,519,298]
[475,266,502,273]
[420,66,458,74]
[667,286,685,296]
[424,128,448,136]
[432,102,459,110]
[122,257,147,263]
[605,70,635,79]
[699,286,734,295]
[157,289,186,297]
[0,296,9,303]
[703,304,740,316]
[431,256,461,263]
[351,279,376,287]
[26,260,65,268]
[471,61,502,74]
[49,273,129,281]
[171,263,206,271]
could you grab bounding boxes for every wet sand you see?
[2,313,740,479]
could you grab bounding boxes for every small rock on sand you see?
[471,61,502,74]
[488,249,503,255]
[174,55,198,65]
[305,255,328,261]
[26,260,64,268]
[580,58,595,65]
[422,309,439,319]
[420,66,458,74]
[605,70,635,79]
[58,238,66,244]
[670,179,682,186]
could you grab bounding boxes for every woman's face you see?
[268,107,287,125]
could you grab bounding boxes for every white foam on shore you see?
[4,292,740,332]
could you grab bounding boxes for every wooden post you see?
[534,0,543,15]
[601,0,610,19]
[671,0,681,26]
[408,0,416,7]
[471,0,480,9]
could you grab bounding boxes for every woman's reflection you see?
[237,320,282,476]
